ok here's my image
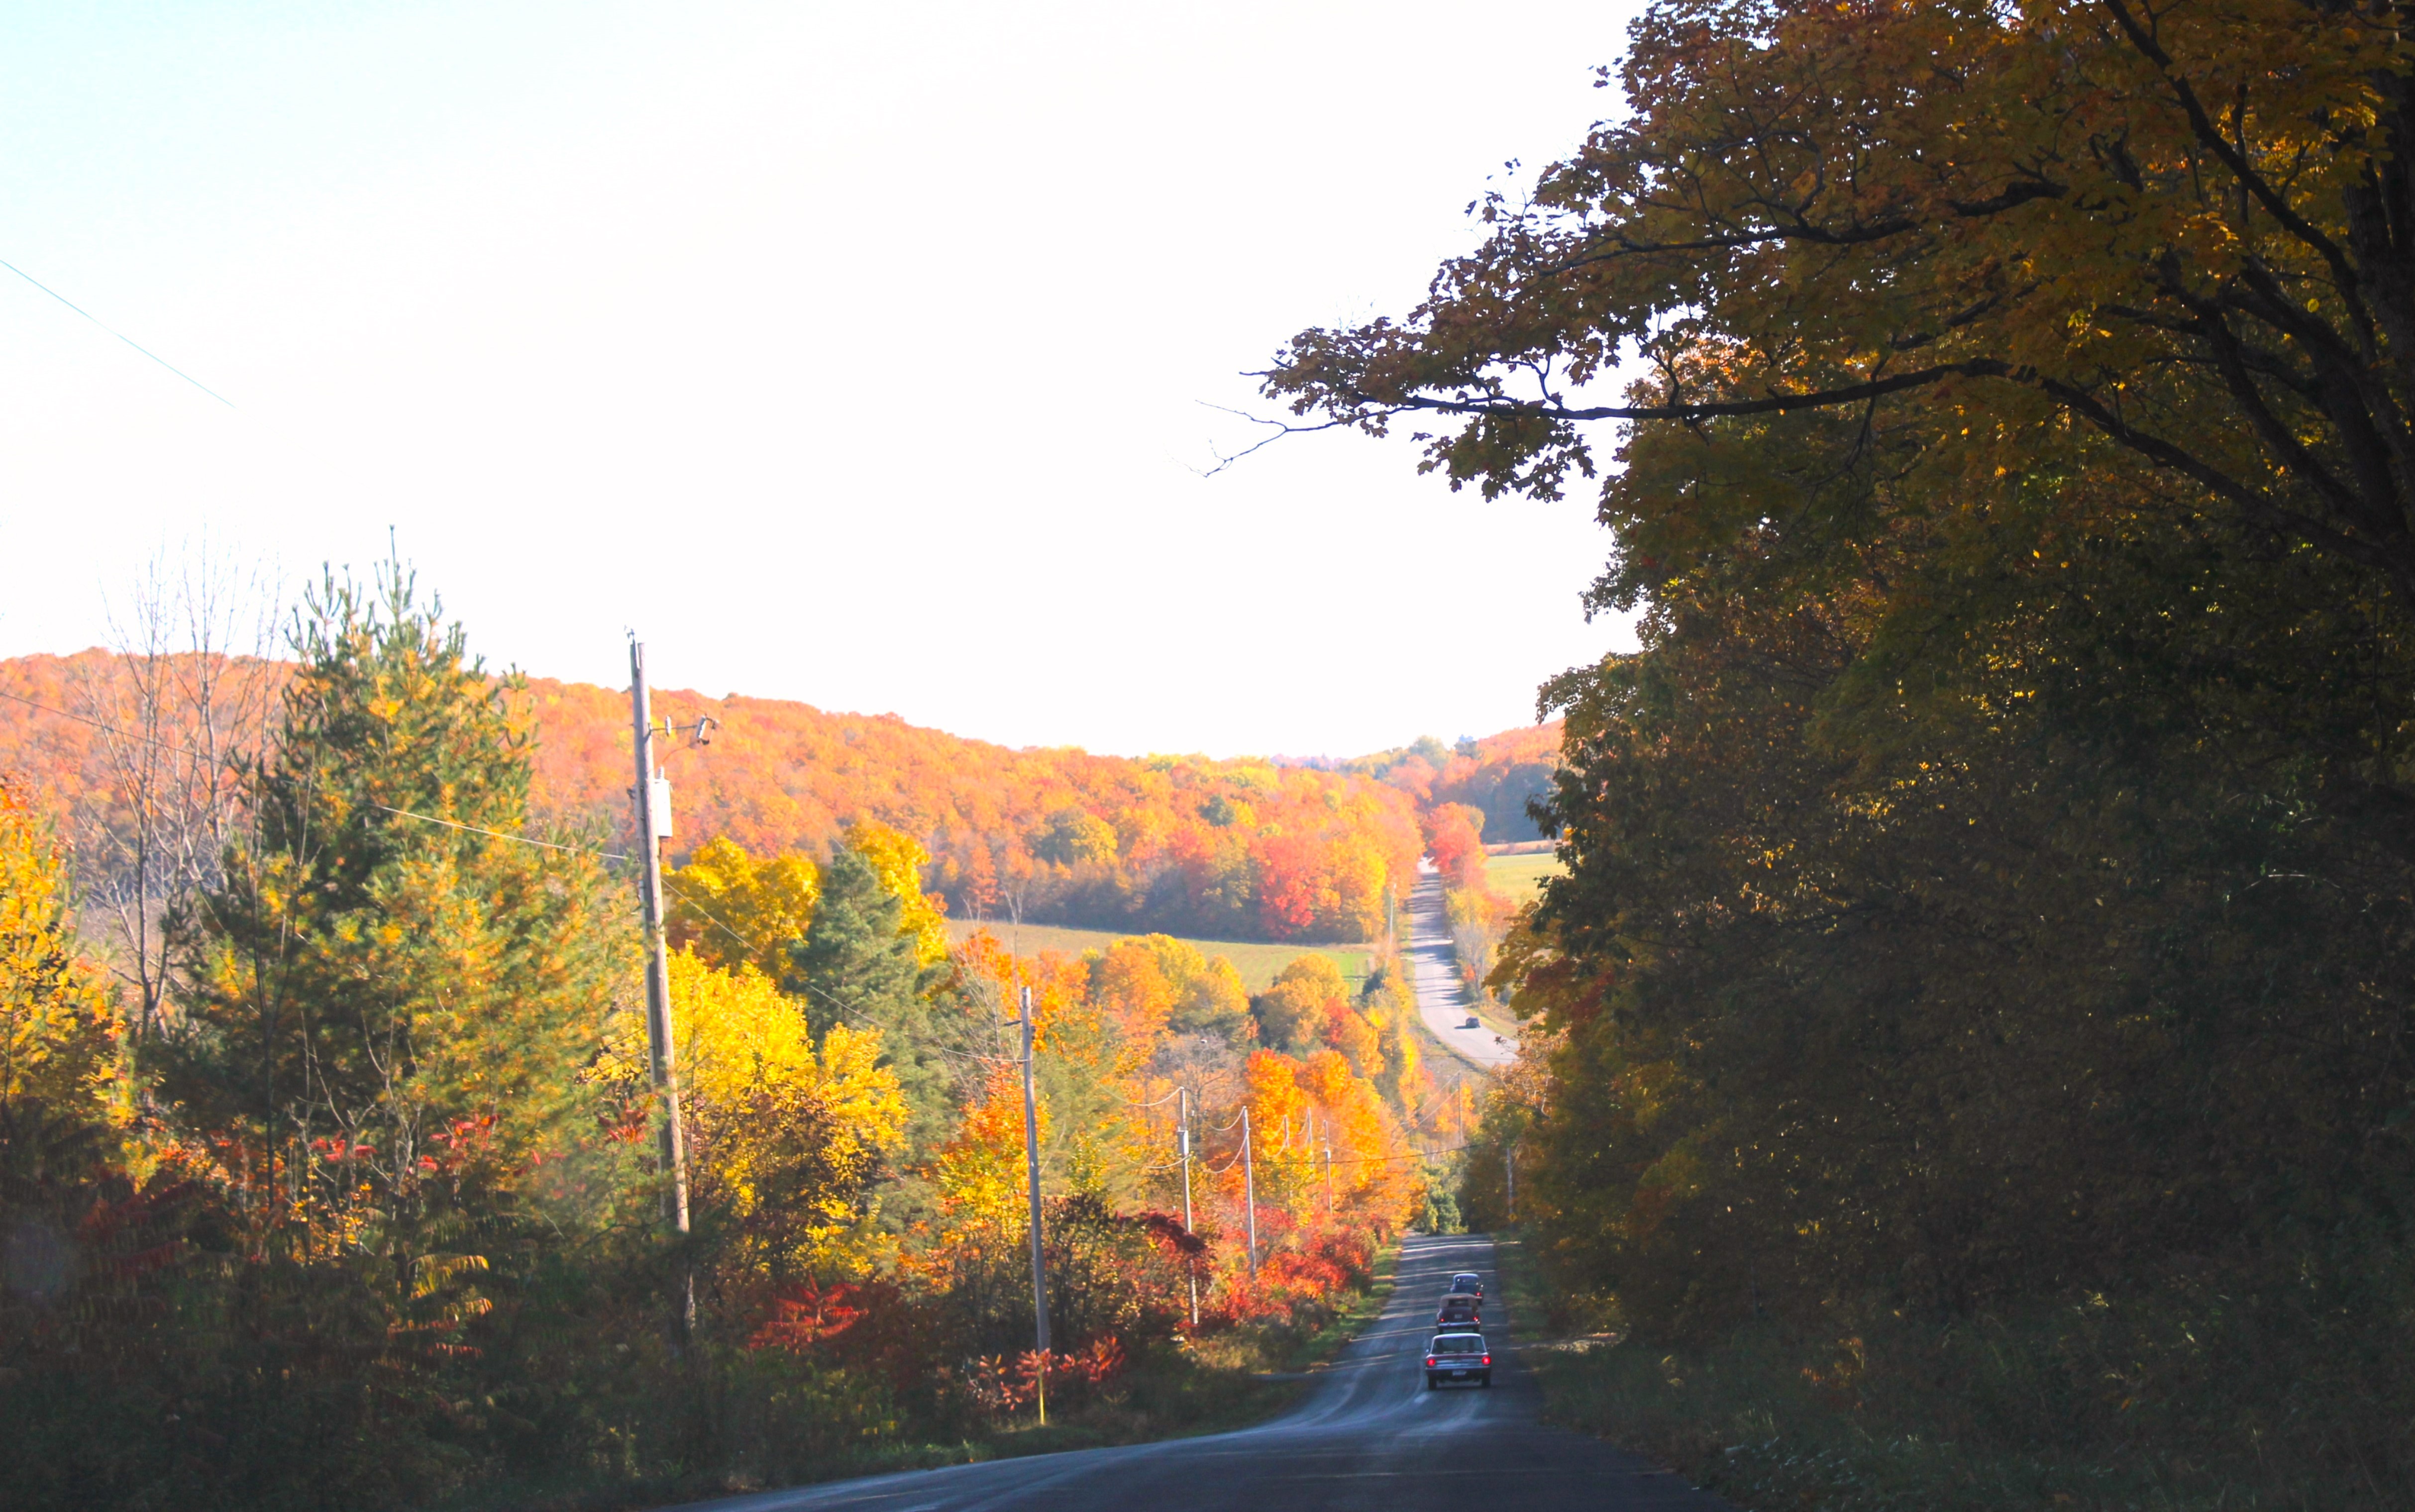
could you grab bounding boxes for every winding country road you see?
[1406,864,1518,1070]
[676,1233,1719,1512]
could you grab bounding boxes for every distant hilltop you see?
[0,650,1560,945]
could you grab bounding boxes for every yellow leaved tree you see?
[664,835,821,980]
[0,777,120,1141]
[602,950,905,1281]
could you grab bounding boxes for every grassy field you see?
[1482,850,1565,897]
[944,918,1376,992]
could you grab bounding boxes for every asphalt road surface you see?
[1407,867,1517,1069]
[679,1233,1723,1512]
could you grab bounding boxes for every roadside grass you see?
[1481,851,1563,898]
[1489,1230,1569,1355]
[1490,1228,2414,1512]
[942,918,1374,992]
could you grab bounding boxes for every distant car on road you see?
[1436,1293,1479,1326]
[1425,1332,1492,1389]
[1460,1015,1481,1029]
[1449,1271,1483,1298]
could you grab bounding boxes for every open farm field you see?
[1482,849,1563,897]
[944,917,1374,991]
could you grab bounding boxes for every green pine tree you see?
[164,561,630,1271]
[785,841,954,1154]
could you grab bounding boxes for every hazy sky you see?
[0,1,1643,758]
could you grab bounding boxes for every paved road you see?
[679,1233,1721,1512]
[1406,865,1517,1069]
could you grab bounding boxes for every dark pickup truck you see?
[1425,1331,1492,1389]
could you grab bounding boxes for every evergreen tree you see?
[163,562,629,1267]
[786,841,950,1150]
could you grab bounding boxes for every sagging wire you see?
[0,686,228,764]
[655,878,1027,1071]
[374,803,626,860]
[0,255,236,406]
[1327,1143,1473,1167]
[0,701,625,866]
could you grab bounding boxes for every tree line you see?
[1,643,1428,945]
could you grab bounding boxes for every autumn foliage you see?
[2,650,1423,944]
[0,571,1428,1512]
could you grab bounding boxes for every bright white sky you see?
[0,1,1642,758]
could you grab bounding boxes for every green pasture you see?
[943,917,1373,991]
[1482,850,1565,897]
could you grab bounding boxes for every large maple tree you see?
[1264,0,2415,605]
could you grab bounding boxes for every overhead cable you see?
[0,256,236,407]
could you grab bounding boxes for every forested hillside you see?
[1269,0,2415,1506]
[0,649,1422,943]
[1342,723,1560,844]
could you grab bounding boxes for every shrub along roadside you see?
[1492,1229,2414,1512]
[426,1241,1398,1512]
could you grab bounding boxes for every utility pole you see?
[1505,1140,1517,1224]
[1303,1109,1318,1218]
[1324,1135,1334,1217]
[628,640,692,1332]
[1178,1085,1198,1326]
[1240,1104,1258,1278]
[1017,987,1050,1425]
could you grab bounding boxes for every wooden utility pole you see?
[1018,987,1050,1425]
[1505,1140,1517,1224]
[1178,1085,1198,1326]
[628,641,693,1328]
[1240,1105,1258,1277]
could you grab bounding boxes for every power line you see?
[0,256,236,407]
[0,693,624,866]
[372,804,625,860]
[1325,1143,1475,1168]
[0,687,225,764]
[655,878,758,956]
